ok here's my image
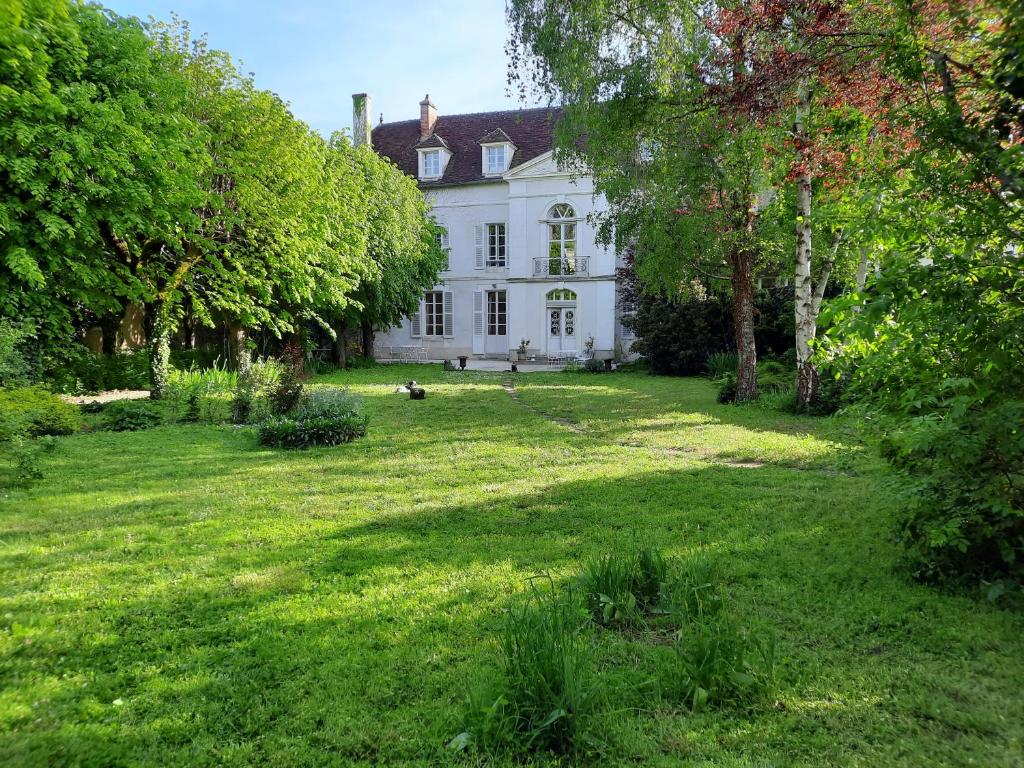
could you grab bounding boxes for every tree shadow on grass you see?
[3,463,1023,766]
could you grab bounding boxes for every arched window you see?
[548,203,575,220]
[546,288,577,302]
[547,204,577,275]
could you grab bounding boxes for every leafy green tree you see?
[330,144,445,363]
[508,1,792,400]
[136,21,370,394]
[819,0,1024,586]
[0,1,192,368]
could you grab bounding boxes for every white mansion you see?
[354,93,630,361]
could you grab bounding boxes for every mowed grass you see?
[1,366,1022,766]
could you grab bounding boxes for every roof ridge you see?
[373,104,561,131]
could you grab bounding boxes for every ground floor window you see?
[487,290,507,335]
[424,291,444,336]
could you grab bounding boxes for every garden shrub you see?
[270,343,305,415]
[821,245,1024,589]
[452,582,597,757]
[167,359,236,396]
[582,356,606,373]
[716,359,794,404]
[231,352,282,424]
[757,360,791,394]
[716,374,738,404]
[0,386,82,436]
[258,412,367,449]
[0,320,31,386]
[629,285,794,376]
[258,388,367,449]
[293,387,363,420]
[883,401,1024,589]
[100,399,164,431]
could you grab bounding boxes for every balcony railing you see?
[532,256,589,277]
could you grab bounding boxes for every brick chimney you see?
[419,94,437,140]
[352,93,372,148]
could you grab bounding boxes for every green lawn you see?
[2,366,1022,766]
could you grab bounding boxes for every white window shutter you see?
[474,224,484,269]
[443,291,454,338]
[410,299,422,338]
[472,290,485,353]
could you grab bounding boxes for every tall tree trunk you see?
[730,248,757,402]
[854,194,883,295]
[855,248,870,292]
[331,319,348,368]
[793,80,819,407]
[361,320,375,361]
[149,303,171,399]
[227,322,246,369]
[100,314,118,355]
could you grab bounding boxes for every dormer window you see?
[422,150,441,178]
[479,129,516,177]
[486,145,507,175]
[416,134,451,181]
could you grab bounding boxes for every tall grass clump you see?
[705,351,738,379]
[579,545,668,627]
[167,357,237,395]
[452,581,598,757]
[663,615,776,712]
[657,554,775,712]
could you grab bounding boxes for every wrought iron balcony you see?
[532,256,589,277]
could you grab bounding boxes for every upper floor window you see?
[487,223,506,267]
[485,145,507,175]
[435,226,450,270]
[547,204,576,262]
[422,150,441,178]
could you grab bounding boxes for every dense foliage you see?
[509,0,1023,590]
[0,386,81,438]
[258,387,367,449]
[0,1,440,389]
[99,399,164,431]
[630,286,794,377]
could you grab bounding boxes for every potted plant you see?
[511,338,529,364]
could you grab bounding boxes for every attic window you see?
[422,150,441,178]
[485,145,507,175]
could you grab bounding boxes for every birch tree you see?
[508,0,793,401]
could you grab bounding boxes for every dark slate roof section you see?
[479,127,514,145]
[414,133,450,150]
[372,105,563,187]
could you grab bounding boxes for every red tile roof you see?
[372,106,563,187]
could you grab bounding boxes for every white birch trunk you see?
[793,80,818,406]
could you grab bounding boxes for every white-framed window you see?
[487,290,507,336]
[422,150,441,178]
[486,223,506,267]
[547,203,577,273]
[485,145,507,175]
[423,291,444,336]
[435,226,450,271]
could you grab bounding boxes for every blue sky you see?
[104,0,541,136]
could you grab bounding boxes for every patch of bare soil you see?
[62,390,151,405]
